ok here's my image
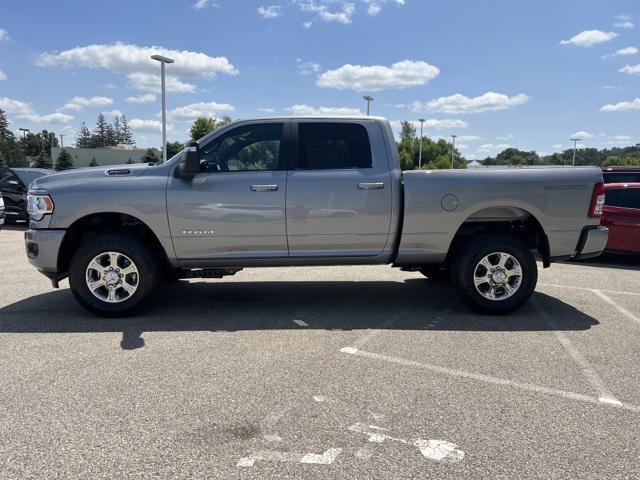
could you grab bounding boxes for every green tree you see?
[189,116,232,141]
[118,115,134,145]
[166,141,185,159]
[0,109,25,167]
[89,157,99,167]
[141,148,160,164]
[34,151,52,169]
[126,158,135,164]
[91,113,108,147]
[55,148,74,171]
[75,122,91,148]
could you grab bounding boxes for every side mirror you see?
[177,141,201,179]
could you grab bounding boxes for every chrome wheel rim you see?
[85,251,139,303]
[473,252,522,301]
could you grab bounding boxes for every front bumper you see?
[24,229,66,282]
[573,225,608,260]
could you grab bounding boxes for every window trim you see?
[197,121,290,174]
[290,120,373,171]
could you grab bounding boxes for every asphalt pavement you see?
[1,224,639,479]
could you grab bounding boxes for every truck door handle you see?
[250,184,279,192]
[357,182,385,190]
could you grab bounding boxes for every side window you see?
[296,122,372,170]
[620,189,640,209]
[605,188,626,208]
[604,172,640,183]
[0,170,19,189]
[200,123,284,173]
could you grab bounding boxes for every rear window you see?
[296,122,372,170]
[603,171,640,183]
[605,187,640,209]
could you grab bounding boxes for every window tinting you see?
[605,188,640,209]
[603,172,640,183]
[297,123,372,170]
[200,123,284,173]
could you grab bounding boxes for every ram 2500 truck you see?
[24,117,608,317]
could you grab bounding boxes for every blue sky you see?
[0,0,639,158]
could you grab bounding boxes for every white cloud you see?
[37,42,238,92]
[129,119,165,132]
[619,64,640,75]
[258,107,276,113]
[422,92,529,114]
[552,144,563,150]
[102,109,123,117]
[317,60,439,92]
[367,3,381,15]
[59,96,113,112]
[0,28,8,42]
[571,130,595,138]
[0,69,6,81]
[167,101,235,121]
[193,0,220,9]
[127,72,197,93]
[600,98,640,112]
[390,119,469,132]
[560,30,618,47]
[0,97,74,124]
[455,135,483,142]
[612,46,638,56]
[476,143,511,154]
[286,104,362,116]
[497,133,514,140]
[605,134,633,145]
[613,17,634,29]
[296,1,356,24]
[258,5,283,18]
[125,93,157,104]
[297,61,321,75]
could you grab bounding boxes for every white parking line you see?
[534,303,622,406]
[339,347,640,413]
[539,283,640,297]
[592,290,640,327]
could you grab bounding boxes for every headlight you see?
[27,192,54,221]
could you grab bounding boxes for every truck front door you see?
[285,120,393,257]
[167,121,290,262]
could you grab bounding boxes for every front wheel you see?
[451,235,537,315]
[69,234,159,317]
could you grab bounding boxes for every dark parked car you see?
[0,191,5,227]
[602,166,640,184]
[0,167,53,223]
[601,183,640,254]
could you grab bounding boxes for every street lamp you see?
[58,133,65,148]
[418,119,426,170]
[19,127,29,139]
[151,54,175,163]
[363,96,374,116]
[570,138,582,167]
[450,134,457,169]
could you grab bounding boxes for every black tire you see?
[69,234,159,317]
[451,234,537,315]
[419,267,449,282]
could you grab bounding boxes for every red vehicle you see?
[601,183,640,254]
[602,166,640,184]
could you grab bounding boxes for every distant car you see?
[0,167,54,224]
[0,191,5,227]
[602,166,640,184]
[601,183,640,254]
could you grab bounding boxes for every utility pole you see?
[450,134,457,169]
[570,138,581,167]
[19,127,29,139]
[418,119,426,170]
[363,96,374,116]
[151,54,175,163]
[59,133,65,148]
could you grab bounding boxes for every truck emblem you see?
[105,169,132,176]
[181,228,215,236]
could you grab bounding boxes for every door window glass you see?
[200,123,284,173]
[296,123,372,170]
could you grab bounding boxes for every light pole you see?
[418,119,426,170]
[363,96,374,116]
[151,54,175,163]
[450,134,457,169]
[570,138,581,166]
[19,127,29,140]
[59,133,65,148]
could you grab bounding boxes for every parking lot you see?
[1,225,640,479]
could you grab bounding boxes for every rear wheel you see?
[451,234,537,315]
[69,234,159,317]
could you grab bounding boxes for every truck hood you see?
[29,164,150,191]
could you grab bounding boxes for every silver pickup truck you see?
[24,117,608,317]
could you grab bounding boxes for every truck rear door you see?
[285,120,393,257]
